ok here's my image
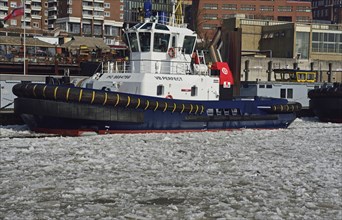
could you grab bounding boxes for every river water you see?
[0,118,341,219]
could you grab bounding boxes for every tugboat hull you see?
[13,83,299,136]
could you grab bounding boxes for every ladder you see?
[196,50,206,65]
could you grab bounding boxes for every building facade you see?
[191,0,312,41]
[312,0,342,24]
[0,0,48,29]
[223,17,342,62]
[0,0,124,44]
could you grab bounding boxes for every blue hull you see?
[15,98,297,135]
[13,83,300,135]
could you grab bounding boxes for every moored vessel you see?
[308,83,342,123]
[240,68,331,117]
[12,0,301,136]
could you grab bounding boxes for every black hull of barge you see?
[308,83,342,123]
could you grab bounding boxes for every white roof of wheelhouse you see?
[127,22,196,36]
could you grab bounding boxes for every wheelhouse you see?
[124,22,196,58]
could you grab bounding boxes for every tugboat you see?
[12,0,301,136]
[308,83,342,123]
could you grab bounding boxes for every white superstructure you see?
[80,1,220,101]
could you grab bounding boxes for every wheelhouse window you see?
[140,22,153,30]
[127,33,139,52]
[139,32,151,52]
[153,33,170,52]
[133,23,144,29]
[183,36,196,54]
[155,24,169,31]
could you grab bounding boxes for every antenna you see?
[170,0,183,26]
[23,0,26,75]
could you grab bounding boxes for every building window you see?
[312,32,342,54]
[105,12,110,17]
[67,0,72,5]
[202,24,217,30]
[278,6,292,12]
[69,23,80,34]
[260,5,274,11]
[120,5,124,11]
[241,4,256,11]
[296,32,310,59]
[120,13,124,20]
[203,14,218,20]
[203,4,218,10]
[83,24,91,34]
[33,22,39,28]
[222,14,235,19]
[104,3,110,8]
[68,8,72,14]
[296,6,311,12]
[94,25,102,35]
[296,16,310,22]
[222,4,237,10]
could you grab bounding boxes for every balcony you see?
[32,0,41,2]
[48,0,57,2]
[31,6,42,11]
[82,14,93,19]
[48,6,57,11]
[93,15,104,20]
[31,14,42,19]
[94,0,104,3]
[0,5,8,11]
[48,14,57,19]
[82,5,93,11]
[94,7,104,12]
[22,17,31,22]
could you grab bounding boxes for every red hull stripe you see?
[33,127,276,136]
[32,128,242,136]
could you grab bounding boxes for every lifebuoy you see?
[168,48,175,58]
[166,94,173,99]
